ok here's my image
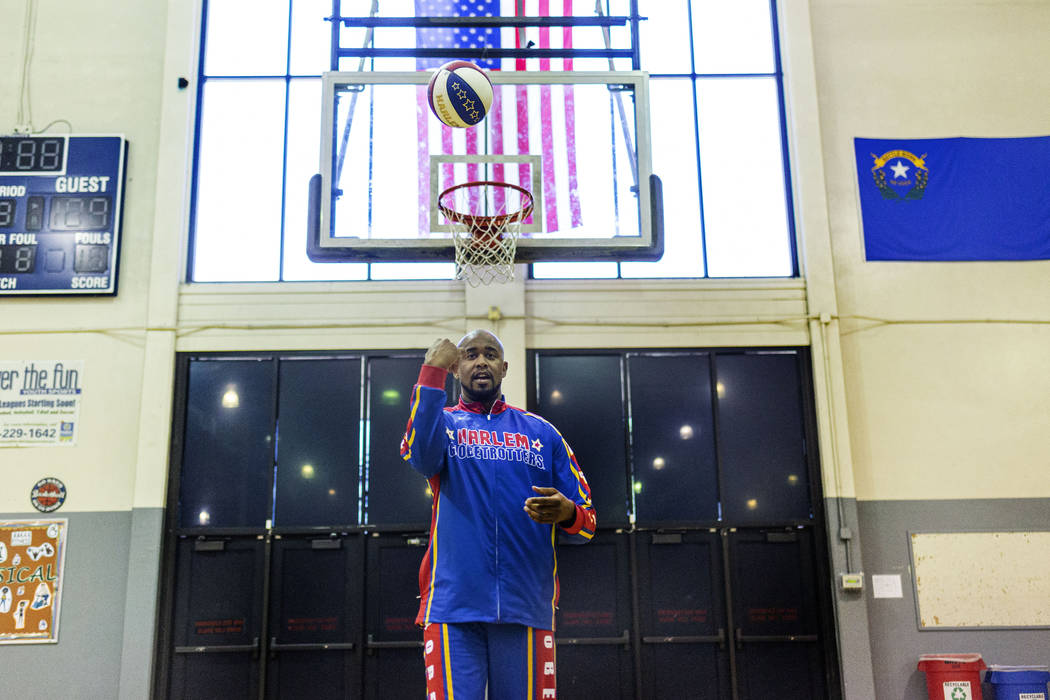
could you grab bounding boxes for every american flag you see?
[414,0,582,236]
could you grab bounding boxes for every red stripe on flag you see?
[465,125,480,213]
[489,88,507,213]
[441,125,455,195]
[514,4,533,225]
[538,0,559,232]
[515,85,533,225]
[417,87,431,234]
[563,0,582,227]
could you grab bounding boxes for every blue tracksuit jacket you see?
[400,364,597,631]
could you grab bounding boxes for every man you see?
[400,330,597,700]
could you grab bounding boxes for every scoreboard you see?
[0,134,126,296]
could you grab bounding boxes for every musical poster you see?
[0,519,68,644]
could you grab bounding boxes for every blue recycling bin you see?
[986,667,1050,700]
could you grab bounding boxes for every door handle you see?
[555,629,630,649]
[175,635,260,658]
[735,627,818,647]
[268,637,355,657]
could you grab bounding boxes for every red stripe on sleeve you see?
[418,364,449,389]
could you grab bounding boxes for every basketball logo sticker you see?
[30,478,66,513]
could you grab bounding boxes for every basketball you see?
[427,60,493,128]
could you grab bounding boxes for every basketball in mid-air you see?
[427,60,493,128]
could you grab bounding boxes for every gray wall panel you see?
[0,510,131,700]
[858,498,1050,700]
[824,497,876,699]
[119,507,165,700]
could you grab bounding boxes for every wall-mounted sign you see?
[0,519,67,644]
[0,135,126,296]
[0,360,83,447]
[30,478,67,513]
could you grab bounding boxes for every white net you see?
[439,181,533,286]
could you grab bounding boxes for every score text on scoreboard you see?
[0,135,126,296]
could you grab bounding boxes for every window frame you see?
[186,0,798,282]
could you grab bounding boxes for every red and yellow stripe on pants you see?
[423,622,557,699]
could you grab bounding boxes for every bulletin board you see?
[910,531,1050,629]
[0,519,68,644]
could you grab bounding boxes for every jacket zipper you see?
[495,516,501,621]
[488,406,501,620]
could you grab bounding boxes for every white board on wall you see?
[910,531,1050,629]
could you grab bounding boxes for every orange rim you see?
[438,180,535,236]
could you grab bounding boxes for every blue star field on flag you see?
[415,0,502,71]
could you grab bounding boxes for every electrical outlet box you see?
[840,572,864,591]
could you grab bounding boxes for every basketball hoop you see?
[438,181,534,286]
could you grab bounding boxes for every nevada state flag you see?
[855,136,1050,261]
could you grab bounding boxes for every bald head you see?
[458,329,504,354]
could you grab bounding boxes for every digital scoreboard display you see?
[0,135,126,295]
[0,135,66,173]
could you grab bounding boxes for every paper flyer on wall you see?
[0,519,68,644]
[0,361,83,447]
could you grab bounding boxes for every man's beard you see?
[463,380,501,405]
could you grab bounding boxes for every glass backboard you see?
[308,70,661,262]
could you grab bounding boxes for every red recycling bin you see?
[918,654,987,700]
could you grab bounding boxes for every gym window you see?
[188,1,795,282]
